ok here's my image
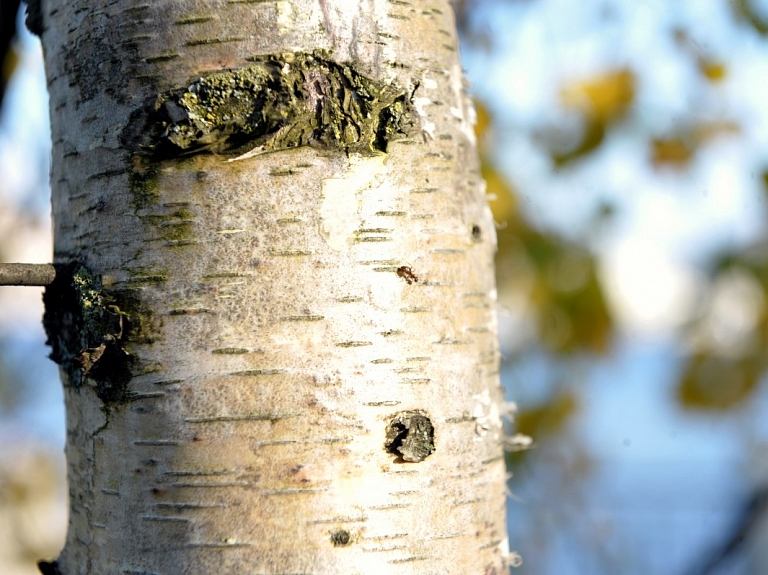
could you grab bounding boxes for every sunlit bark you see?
[38,1,507,573]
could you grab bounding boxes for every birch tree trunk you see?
[37,0,508,573]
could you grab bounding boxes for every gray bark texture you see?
[38,0,508,573]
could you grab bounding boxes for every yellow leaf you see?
[560,68,635,122]
[651,138,693,167]
[515,392,578,438]
[651,121,739,167]
[690,120,740,143]
[551,119,605,166]
[698,58,727,82]
[473,99,492,142]
[677,354,762,410]
[481,162,518,222]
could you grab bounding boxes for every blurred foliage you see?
[677,221,768,409]
[559,68,635,123]
[477,102,614,357]
[698,58,727,82]
[476,99,612,452]
[0,352,18,413]
[674,28,729,84]
[678,353,762,409]
[457,2,768,572]
[470,23,755,416]
[515,390,578,438]
[0,448,65,573]
[0,0,21,109]
[651,121,740,169]
[548,68,635,166]
[733,0,768,35]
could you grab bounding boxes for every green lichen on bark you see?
[43,264,142,405]
[128,164,160,209]
[132,51,419,159]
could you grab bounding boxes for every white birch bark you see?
[38,0,508,573]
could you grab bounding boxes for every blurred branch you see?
[684,486,768,575]
[0,262,55,285]
[733,0,768,36]
[0,0,22,109]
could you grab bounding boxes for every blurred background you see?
[2,0,768,573]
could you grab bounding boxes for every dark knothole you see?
[330,529,351,547]
[385,410,435,463]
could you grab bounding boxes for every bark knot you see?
[330,529,351,546]
[385,410,435,463]
[123,51,420,160]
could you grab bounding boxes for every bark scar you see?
[124,51,420,161]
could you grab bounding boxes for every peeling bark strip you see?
[126,51,419,159]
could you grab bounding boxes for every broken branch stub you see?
[42,264,140,405]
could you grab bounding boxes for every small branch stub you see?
[385,410,435,463]
[0,263,56,286]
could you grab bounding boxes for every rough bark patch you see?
[385,410,435,463]
[123,51,420,160]
[42,264,141,405]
